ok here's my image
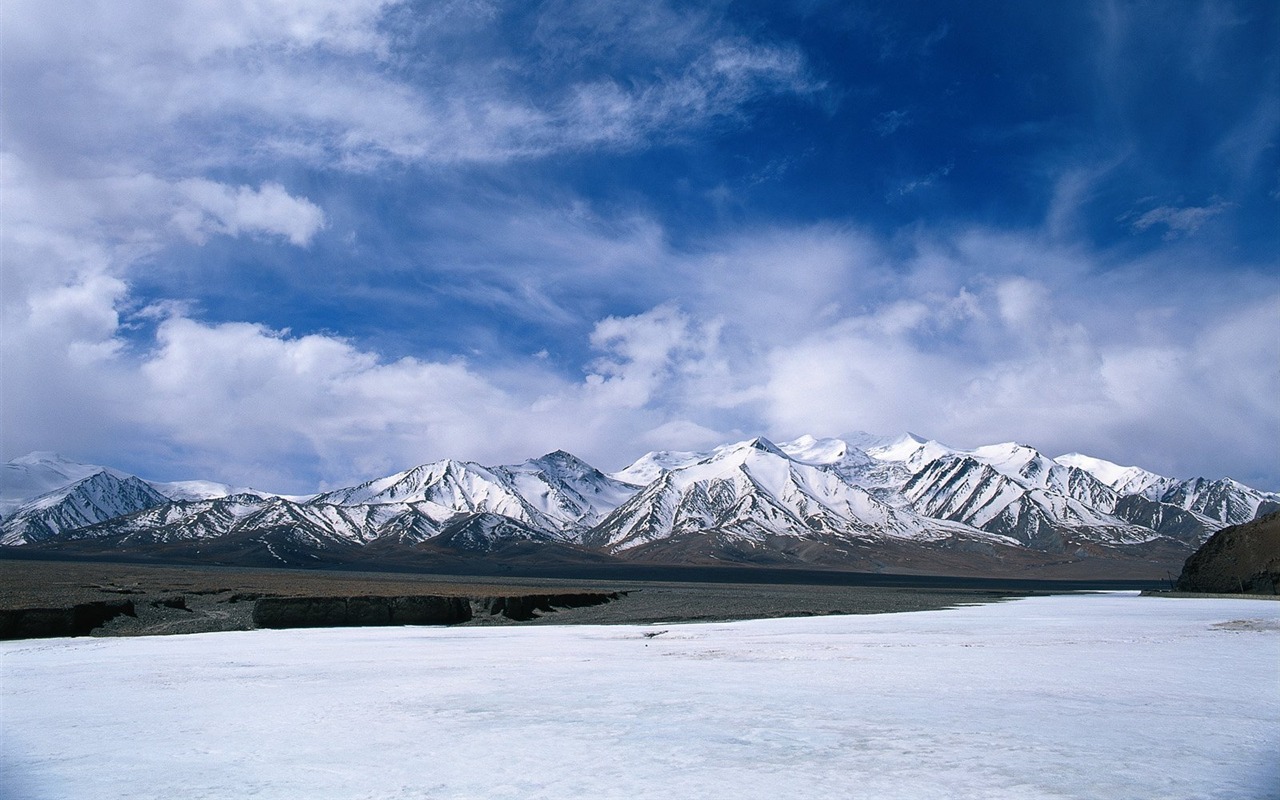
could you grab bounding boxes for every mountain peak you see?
[9,451,82,466]
[531,449,590,469]
[523,449,608,483]
[745,436,784,454]
[7,433,1279,568]
[706,436,789,462]
[867,433,951,465]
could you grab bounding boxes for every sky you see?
[2,0,1277,493]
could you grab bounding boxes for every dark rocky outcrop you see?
[0,599,136,640]
[252,595,473,628]
[472,592,622,621]
[150,595,189,611]
[251,591,623,629]
[1175,511,1280,594]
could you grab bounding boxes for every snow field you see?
[2,592,1277,800]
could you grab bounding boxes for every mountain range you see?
[3,434,1277,578]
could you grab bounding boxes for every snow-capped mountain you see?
[0,452,114,518]
[311,451,638,535]
[1055,453,1172,497]
[45,450,640,557]
[0,453,301,545]
[588,438,997,558]
[3,435,1276,576]
[0,470,171,546]
[899,453,1147,551]
[72,494,392,547]
[777,434,881,486]
[609,447,721,485]
[1055,453,1278,527]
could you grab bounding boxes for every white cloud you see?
[3,0,397,62]
[1129,200,1233,238]
[0,153,324,290]
[873,109,911,136]
[3,207,1277,488]
[1,2,1276,492]
[752,244,1279,484]
[173,180,326,246]
[890,161,952,199]
[3,1,817,172]
[585,305,738,413]
[137,317,520,483]
[993,277,1048,327]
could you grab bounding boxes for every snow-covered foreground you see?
[3,593,1277,800]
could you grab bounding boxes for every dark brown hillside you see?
[1174,511,1280,594]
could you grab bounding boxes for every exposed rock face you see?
[0,600,136,639]
[473,592,623,621]
[252,595,473,628]
[250,591,623,628]
[1175,512,1280,594]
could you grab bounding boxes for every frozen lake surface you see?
[3,592,1277,799]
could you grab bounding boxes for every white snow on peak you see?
[498,451,638,527]
[713,436,789,459]
[1054,453,1170,495]
[593,434,992,552]
[2,452,119,518]
[4,451,109,486]
[0,469,171,545]
[146,479,302,502]
[609,448,709,485]
[8,451,87,468]
[1055,453,1135,484]
[1,452,304,520]
[779,435,850,464]
[312,454,636,533]
[968,442,1058,484]
[865,432,953,468]
[7,435,1274,552]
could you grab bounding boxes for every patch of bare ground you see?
[0,556,1039,638]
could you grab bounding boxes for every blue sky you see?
[2,0,1277,492]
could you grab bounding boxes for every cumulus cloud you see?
[172,180,326,246]
[1,1,1276,493]
[136,316,526,484]
[585,305,740,414]
[0,153,323,287]
[749,236,1279,485]
[4,205,1278,488]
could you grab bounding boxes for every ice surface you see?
[2,593,1277,800]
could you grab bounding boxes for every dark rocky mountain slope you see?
[1175,511,1280,594]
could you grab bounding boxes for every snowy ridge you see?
[312,451,638,534]
[0,471,170,546]
[1055,453,1172,497]
[590,438,998,554]
[1056,453,1279,527]
[0,452,116,518]
[3,436,1276,567]
[147,480,308,503]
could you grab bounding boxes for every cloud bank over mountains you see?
[2,1,1276,492]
